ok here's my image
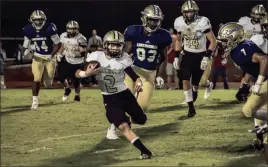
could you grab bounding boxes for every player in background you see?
[249,14,268,151]
[236,4,266,102]
[124,5,172,111]
[22,10,61,109]
[173,0,217,117]
[218,23,268,155]
[75,30,152,159]
[56,21,87,102]
[104,5,172,140]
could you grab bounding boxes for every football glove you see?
[200,57,209,70]
[156,76,164,89]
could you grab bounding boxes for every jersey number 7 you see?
[136,48,157,62]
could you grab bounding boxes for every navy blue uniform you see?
[230,40,267,79]
[23,22,58,56]
[124,25,172,70]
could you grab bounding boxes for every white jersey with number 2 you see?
[86,51,133,95]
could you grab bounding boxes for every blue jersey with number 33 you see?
[23,22,58,56]
[230,40,266,78]
[124,25,172,70]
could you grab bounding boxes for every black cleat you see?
[187,107,196,118]
[252,139,264,152]
[140,151,152,159]
[64,87,71,96]
[74,95,80,102]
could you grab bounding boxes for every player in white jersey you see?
[56,21,87,101]
[236,4,266,102]
[173,0,217,117]
[249,14,268,152]
[75,30,152,159]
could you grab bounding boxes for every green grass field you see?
[1,89,266,166]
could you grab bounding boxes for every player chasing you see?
[173,0,217,117]
[22,10,61,109]
[217,22,268,162]
[75,30,152,159]
[236,4,266,102]
[56,20,87,102]
[106,5,172,140]
[249,14,268,151]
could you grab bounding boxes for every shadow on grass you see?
[39,122,181,167]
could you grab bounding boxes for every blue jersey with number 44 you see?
[23,22,58,56]
[124,25,172,70]
[230,40,266,78]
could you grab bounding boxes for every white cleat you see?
[181,100,187,105]
[106,127,121,140]
[204,82,213,100]
[31,102,38,109]
[62,95,68,101]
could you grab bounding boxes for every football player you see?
[22,10,61,109]
[249,14,268,151]
[217,23,268,152]
[236,4,266,102]
[173,0,217,117]
[124,5,172,111]
[75,30,152,159]
[56,20,87,102]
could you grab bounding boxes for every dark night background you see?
[1,0,268,57]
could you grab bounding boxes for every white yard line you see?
[38,122,171,142]
[26,147,52,153]
[94,149,117,154]
[231,153,258,159]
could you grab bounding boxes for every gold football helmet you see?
[141,5,164,33]
[260,14,268,38]
[250,4,267,23]
[181,0,199,24]
[66,20,79,37]
[103,31,125,58]
[217,22,244,52]
[29,10,47,30]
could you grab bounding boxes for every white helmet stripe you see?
[188,0,192,9]
[114,31,119,40]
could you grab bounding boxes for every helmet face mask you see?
[251,13,265,23]
[103,31,125,58]
[182,10,197,24]
[66,21,79,37]
[141,5,164,33]
[29,10,47,30]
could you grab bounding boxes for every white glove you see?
[221,58,228,65]
[200,57,209,70]
[252,84,261,95]
[56,53,64,62]
[156,76,164,88]
[173,57,180,70]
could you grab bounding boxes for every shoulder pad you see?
[77,35,87,47]
[124,25,140,41]
[238,16,250,25]
[250,34,264,46]
[174,16,184,32]
[47,23,58,36]
[198,16,212,30]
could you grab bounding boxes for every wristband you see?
[205,49,213,58]
[256,75,265,85]
[175,51,181,58]
[79,71,87,78]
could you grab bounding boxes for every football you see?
[84,60,101,70]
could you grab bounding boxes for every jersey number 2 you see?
[136,48,157,62]
[34,41,48,52]
[104,75,118,93]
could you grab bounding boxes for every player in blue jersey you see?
[22,10,61,109]
[217,22,268,156]
[106,5,172,140]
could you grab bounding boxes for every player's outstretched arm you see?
[252,53,268,80]
[157,47,168,78]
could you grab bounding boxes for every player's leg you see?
[0,59,6,89]
[136,80,154,112]
[104,91,151,159]
[211,67,219,89]
[174,68,179,89]
[57,61,71,101]
[71,63,83,102]
[166,63,173,90]
[180,51,196,117]
[200,59,213,100]
[220,67,229,89]
[236,72,250,101]
[31,58,45,109]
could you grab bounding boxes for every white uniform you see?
[174,16,211,53]
[60,32,86,64]
[86,51,133,95]
[238,16,261,40]
[250,34,268,54]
